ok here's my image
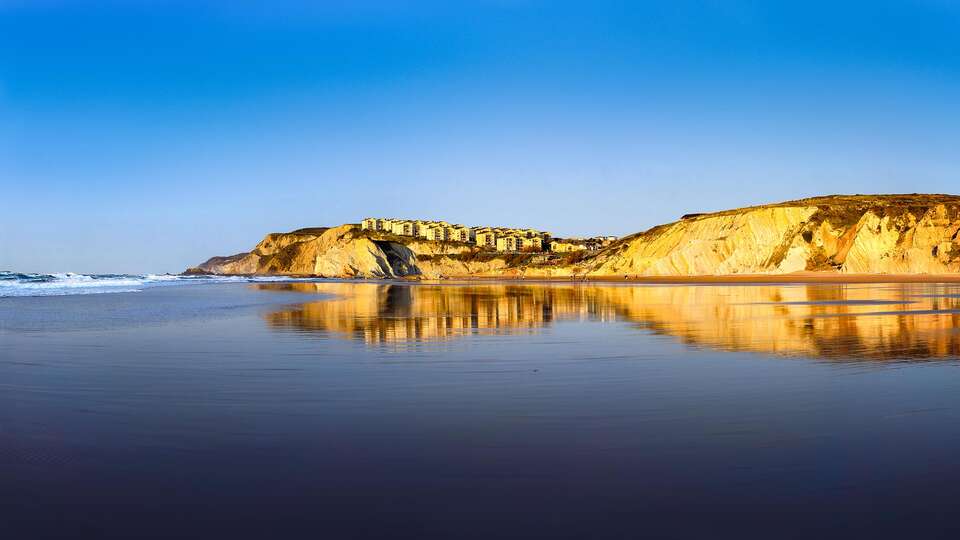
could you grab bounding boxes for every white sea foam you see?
[0,271,308,297]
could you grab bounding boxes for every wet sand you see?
[7,281,960,538]
[420,272,960,284]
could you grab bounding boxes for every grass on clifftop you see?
[613,193,960,245]
[683,194,960,220]
[287,227,331,236]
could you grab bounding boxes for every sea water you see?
[3,279,960,538]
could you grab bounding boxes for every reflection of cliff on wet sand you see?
[261,283,558,345]
[257,282,960,360]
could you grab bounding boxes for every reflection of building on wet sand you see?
[262,283,617,345]
[258,282,960,359]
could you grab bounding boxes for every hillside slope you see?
[585,194,960,276]
[188,195,960,278]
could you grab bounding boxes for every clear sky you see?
[2,1,959,273]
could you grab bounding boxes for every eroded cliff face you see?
[582,195,960,276]
[192,225,405,278]
[189,195,960,278]
[189,224,491,278]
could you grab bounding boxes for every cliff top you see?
[684,193,960,220]
[611,193,960,246]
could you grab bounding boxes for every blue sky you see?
[2,1,959,273]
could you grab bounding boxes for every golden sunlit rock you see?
[189,195,960,278]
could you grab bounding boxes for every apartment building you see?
[391,220,416,236]
[450,225,474,243]
[360,216,594,253]
[495,236,520,252]
[521,236,543,251]
[425,226,451,242]
[550,239,588,253]
[475,229,497,248]
[550,236,616,252]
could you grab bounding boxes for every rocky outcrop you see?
[191,225,403,278]
[189,195,960,278]
[188,224,490,278]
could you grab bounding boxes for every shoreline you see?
[188,271,960,284]
[426,273,960,284]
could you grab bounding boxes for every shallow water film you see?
[3,281,960,538]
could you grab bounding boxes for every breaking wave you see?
[0,271,305,297]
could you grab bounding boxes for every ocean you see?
[3,278,960,538]
[0,271,306,297]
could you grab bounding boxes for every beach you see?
[5,279,960,537]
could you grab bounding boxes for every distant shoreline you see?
[405,273,960,284]
[186,271,960,284]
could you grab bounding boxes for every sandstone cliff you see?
[188,195,960,278]
[188,224,481,278]
[586,194,960,276]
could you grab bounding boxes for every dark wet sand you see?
[5,281,960,539]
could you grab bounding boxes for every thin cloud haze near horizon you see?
[2,1,959,273]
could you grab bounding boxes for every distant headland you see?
[187,194,960,281]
